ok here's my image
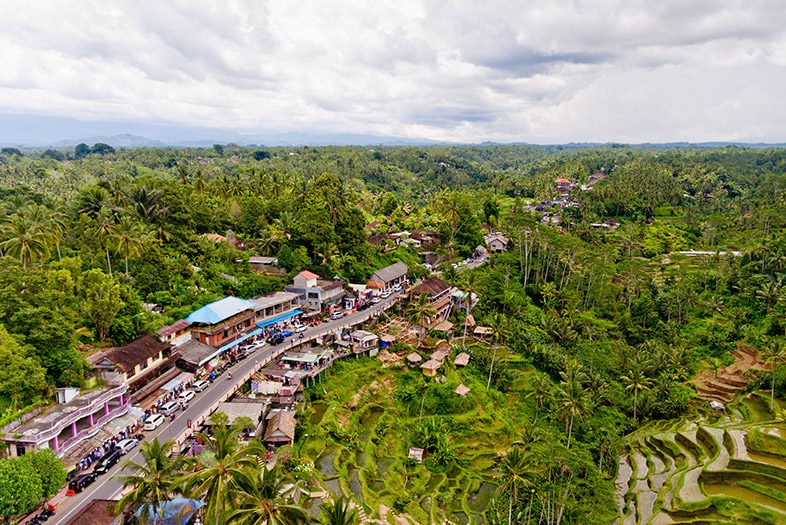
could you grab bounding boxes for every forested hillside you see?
[2,144,786,523]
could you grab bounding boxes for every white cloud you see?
[0,0,785,142]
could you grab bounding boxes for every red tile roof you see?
[297,270,319,280]
[158,319,191,338]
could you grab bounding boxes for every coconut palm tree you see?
[496,446,536,525]
[555,369,590,447]
[764,339,786,411]
[460,272,479,350]
[526,372,552,423]
[318,497,358,525]
[114,438,183,524]
[407,293,435,346]
[1,214,49,269]
[179,426,265,525]
[621,366,652,421]
[114,216,149,277]
[92,210,117,275]
[757,279,783,315]
[224,465,309,525]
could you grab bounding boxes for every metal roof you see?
[185,296,256,325]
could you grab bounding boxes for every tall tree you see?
[114,216,149,277]
[115,438,182,525]
[1,214,49,269]
[92,210,117,276]
[225,465,309,525]
[179,426,264,525]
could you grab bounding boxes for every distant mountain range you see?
[0,113,784,149]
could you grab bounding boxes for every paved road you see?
[49,293,402,525]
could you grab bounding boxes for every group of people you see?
[75,422,141,472]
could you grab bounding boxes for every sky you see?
[2,0,786,145]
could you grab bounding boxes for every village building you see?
[186,296,257,348]
[370,261,408,291]
[455,384,471,397]
[484,232,510,253]
[454,352,470,367]
[420,359,441,377]
[351,330,379,355]
[3,383,129,458]
[157,319,192,347]
[91,335,178,403]
[407,352,423,367]
[348,283,376,303]
[263,410,296,446]
[253,291,302,327]
[201,229,245,249]
[410,228,439,246]
[409,277,454,325]
[237,256,279,272]
[175,339,224,374]
[61,498,121,525]
[285,271,346,312]
[206,401,268,434]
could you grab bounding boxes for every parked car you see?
[269,334,286,346]
[144,413,165,431]
[294,324,307,332]
[116,438,138,455]
[331,310,345,320]
[192,380,210,392]
[380,290,391,299]
[160,401,179,416]
[372,296,381,304]
[393,283,402,292]
[247,341,265,352]
[68,472,97,493]
[93,449,122,474]
[280,330,294,338]
[178,390,196,403]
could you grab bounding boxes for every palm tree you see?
[621,366,653,421]
[318,496,358,525]
[92,210,117,275]
[114,216,149,277]
[764,340,786,411]
[555,368,590,447]
[45,207,67,260]
[526,372,552,423]
[496,446,535,525]
[1,214,49,269]
[114,438,183,524]
[757,280,782,315]
[460,272,479,350]
[225,465,309,525]
[179,426,265,525]
[407,293,435,346]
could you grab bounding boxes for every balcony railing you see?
[13,384,128,444]
[56,403,129,455]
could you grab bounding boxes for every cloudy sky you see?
[2,0,786,144]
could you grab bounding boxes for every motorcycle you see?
[29,504,55,524]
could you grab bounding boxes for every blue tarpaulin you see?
[136,497,204,525]
[218,328,263,353]
[256,309,302,329]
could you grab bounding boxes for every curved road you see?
[50,292,401,525]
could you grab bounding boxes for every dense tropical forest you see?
[1,143,786,523]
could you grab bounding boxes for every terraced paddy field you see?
[615,393,786,524]
[295,355,513,524]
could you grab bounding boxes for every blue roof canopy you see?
[256,309,302,329]
[218,328,263,352]
[185,296,256,325]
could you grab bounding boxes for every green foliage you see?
[0,450,64,518]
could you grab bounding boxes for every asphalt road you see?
[49,292,401,525]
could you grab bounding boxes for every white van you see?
[143,413,165,431]
[160,401,179,416]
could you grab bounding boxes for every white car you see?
[371,296,381,304]
[144,413,165,431]
[393,283,402,292]
[116,438,138,455]
[380,290,391,299]
[178,390,196,404]
[160,401,179,416]
[330,311,345,320]
[192,380,210,392]
[294,324,307,333]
